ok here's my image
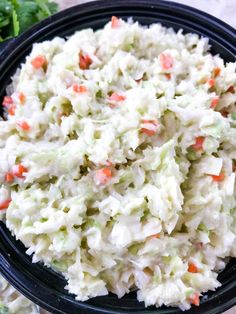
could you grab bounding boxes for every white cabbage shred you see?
[0,274,40,314]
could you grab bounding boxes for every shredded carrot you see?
[2,96,13,107]
[213,67,221,78]
[31,55,47,69]
[207,78,215,88]
[159,53,173,70]
[226,86,235,93]
[8,105,16,116]
[73,84,87,93]
[16,120,30,131]
[0,199,11,210]
[94,167,112,185]
[18,92,26,104]
[12,164,28,179]
[102,168,112,176]
[211,172,225,182]
[188,262,199,273]
[140,119,158,136]
[111,16,120,28]
[189,292,200,306]
[191,136,205,151]
[210,96,219,109]
[79,52,92,70]
[5,172,14,183]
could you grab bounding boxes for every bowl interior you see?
[0,1,236,314]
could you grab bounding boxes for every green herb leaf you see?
[35,0,58,16]
[0,0,58,41]
[35,0,51,15]
[0,14,10,28]
[0,1,13,14]
[12,9,19,36]
[35,0,58,21]
[47,2,58,14]
[16,2,39,33]
[11,0,20,8]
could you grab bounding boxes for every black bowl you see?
[0,1,236,313]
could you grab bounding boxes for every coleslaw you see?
[0,17,236,310]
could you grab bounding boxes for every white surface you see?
[58,0,236,28]
[172,0,236,28]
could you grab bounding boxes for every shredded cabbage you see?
[0,18,236,310]
[0,275,40,314]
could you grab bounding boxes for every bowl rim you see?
[0,0,235,63]
[0,1,236,314]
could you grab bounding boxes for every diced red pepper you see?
[210,96,219,109]
[159,53,173,70]
[16,120,30,131]
[73,84,87,93]
[191,136,205,151]
[18,92,26,104]
[12,164,28,179]
[207,78,215,88]
[188,262,199,273]
[111,16,120,28]
[94,167,112,185]
[213,67,221,78]
[140,119,158,136]
[8,105,16,116]
[227,86,235,93]
[0,199,11,210]
[79,52,92,70]
[2,96,13,107]
[211,172,224,182]
[5,172,14,183]
[189,292,200,306]
[31,55,47,69]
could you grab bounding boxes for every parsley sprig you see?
[0,0,58,42]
